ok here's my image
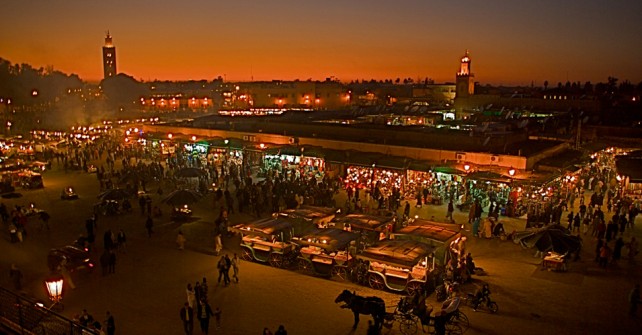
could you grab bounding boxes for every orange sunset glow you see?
[1,1,641,85]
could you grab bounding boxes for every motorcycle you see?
[465,292,499,313]
[94,200,120,216]
[436,280,460,302]
[61,186,79,200]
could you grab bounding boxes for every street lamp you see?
[44,274,64,305]
[508,168,516,177]
[463,164,470,172]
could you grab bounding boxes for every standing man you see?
[446,200,454,222]
[231,253,240,283]
[145,215,154,237]
[197,299,214,335]
[629,284,640,317]
[180,302,194,335]
[104,311,116,335]
[108,250,116,274]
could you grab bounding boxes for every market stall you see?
[406,162,465,205]
[263,145,326,182]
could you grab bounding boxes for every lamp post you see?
[44,273,64,310]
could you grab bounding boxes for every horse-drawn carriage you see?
[384,295,467,335]
[293,228,358,280]
[331,213,396,246]
[334,290,466,335]
[392,219,462,267]
[229,216,315,268]
[355,239,434,296]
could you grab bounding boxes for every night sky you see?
[2,0,641,84]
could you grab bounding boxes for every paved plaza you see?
[1,159,641,335]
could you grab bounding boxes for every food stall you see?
[293,228,359,279]
[355,239,434,295]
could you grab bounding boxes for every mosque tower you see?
[456,50,474,98]
[102,31,117,79]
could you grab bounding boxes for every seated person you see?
[492,222,505,236]
[473,284,490,310]
[152,205,162,217]
[122,198,132,212]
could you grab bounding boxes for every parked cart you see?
[293,228,359,280]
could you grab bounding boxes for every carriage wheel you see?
[398,315,418,335]
[406,281,424,296]
[445,322,463,335]
[268,253,284,268]
[241,248,253,261]
[368,273,385,290]
[332,266,348,281]
[297,259,312,273]
[454,310,469,330]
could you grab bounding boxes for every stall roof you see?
[207,137,247,149]
[465,171,513,184]
[395,220,460,244]
[373,154,409,170]
[279,206,337,221]
[358,239,434,268]
[344,150,381,167]
[229,218,294,237]
[295,228,359,252]
[616,156,642,183]
[332,213,395,231]
[408,159,440,173]
[432,166,466,175]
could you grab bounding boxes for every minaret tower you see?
[455,50,474,98]
[102,31,117,79]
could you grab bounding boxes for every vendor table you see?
[542,255,567,272]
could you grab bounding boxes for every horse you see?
[334,290,386,330]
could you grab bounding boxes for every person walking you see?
[186,284,197,310]
[9,264,23,291]
[104,311,116,335]
[223,254,232,286]
[231,253,240,283]
[274,325,288,335]
[629,284,640,317]
[117,229,126,253]
[213,307,221,330]
[100,250,110,276]
[180,302,194,335]
[214,233,222,256]
[139,196,146,216]
[446,200,454,222]
[145,215,154,237]
[177,230,186,250]
[108,250,116,274]
[197,299,214,335]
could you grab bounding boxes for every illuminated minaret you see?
[456,50,474,98]
[102,31,117,79]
